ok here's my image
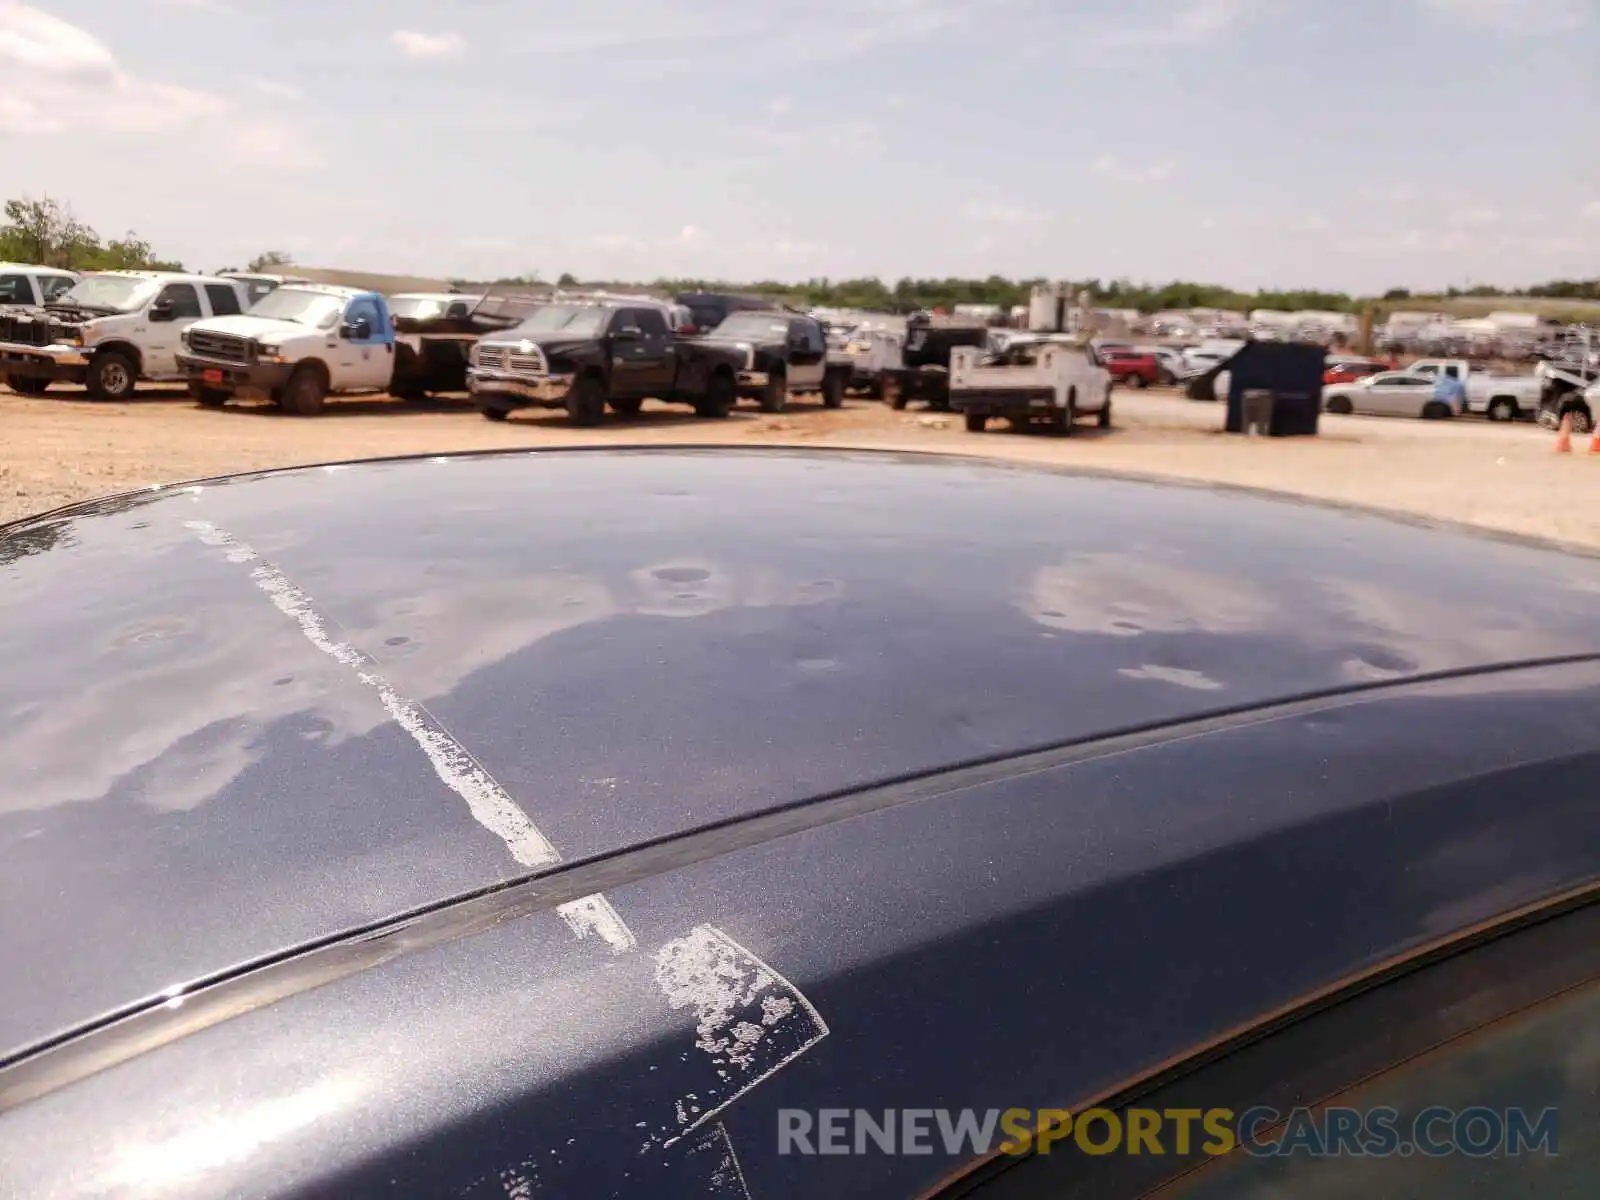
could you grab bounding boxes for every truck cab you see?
[0,270,249,399]
[0,264,79,308]
[177,285,396,415]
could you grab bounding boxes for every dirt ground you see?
[6,384,1599,550]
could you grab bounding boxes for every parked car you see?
[690,309,852,411]
[672,291,772,334]
[1322,357,1390,385]
[949,336,1113,433]
[467,299,747,424]
[882,313,991,411]
[0,263,78,308]
[218,272,314,309]
[177,285,396,414]
[3,448,1600,1199]
[1321,371,1456,419]
[1404,358,1543,422]
[1101,349,1161,388]
[0,270,250,399]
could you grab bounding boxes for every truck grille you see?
[0,314,54,347]
[508,353,544,375]
[475,345,546,377]
[188,331,255,363]
[476,346,507,372]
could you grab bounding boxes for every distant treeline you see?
[478,272,1600,315]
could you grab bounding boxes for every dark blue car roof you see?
[4,447,1600,1198]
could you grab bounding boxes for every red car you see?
[1102,350,1162,388]
[1323,357,1393,385]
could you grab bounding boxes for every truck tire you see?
[1421,400,1452,420]
[694,371,735,419]
[1098,393,1113,429]
[190,384,229,408]
[281,365,327,415]
[608,397,644,417]
[86,352,137,401]
[481,404,510,421]
[1486,397,1519,422]
[9,375,50,396]
[964,412,987,433]
[566,374,607,426]
[760,370,788,414]
[822,371,846,409]
[1052,393,1076,437]
[1129,373,1148,389]
[1325,395,1353,415]
[884,376,906,410]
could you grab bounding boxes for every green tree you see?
[246,250,293,272]
[1,195,181,271]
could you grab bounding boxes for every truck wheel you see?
[1129,374,1148,389]
[1325,395,1353,415]
[1486,398,1518,422]
[190,384,229,408]
[1422,400,1452,420]
[566,374,607,426]
[9,376,50,396]
[883,376,906,410]
[964,412,987,433]
[1098,395,1113,429]
[609,397,645,417]
[281,365,327,415]
[86,352,137,401]
[760,371,788,413]
[695,371,736,419]
[1052,395,1076,437]
[481,404,510,421]
[822,371,846,409]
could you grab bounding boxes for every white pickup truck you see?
[176,284,397,415]
[0,270,250,398]
[0,264,78,308]
[948,338,1112,435]
[1405,358,1542,422]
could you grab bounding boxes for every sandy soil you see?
[5,384,1598,550]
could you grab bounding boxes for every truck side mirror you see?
[149,299,175,322]
[342,317,373,340]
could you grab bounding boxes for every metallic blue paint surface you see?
[3,448,1600,1198]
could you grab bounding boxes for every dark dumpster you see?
[1219,341,1327,436]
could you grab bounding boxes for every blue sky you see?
[2,0,1596,293]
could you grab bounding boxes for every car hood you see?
[189,314,325,341]
[6,448,1600,1058]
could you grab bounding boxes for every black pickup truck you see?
[690,310,852,412]
[466,300,747,425]
[881,313,992,411]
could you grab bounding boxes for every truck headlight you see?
[258,344,282,360]
[56,329,83,346]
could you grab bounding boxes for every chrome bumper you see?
[0,341,90,371]
[467,370,574,404]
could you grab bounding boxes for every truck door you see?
[340,296,396,390]
[630,306,676,395]
[145,283,204,377]
[788,319,826,389]
[606,308,657,396]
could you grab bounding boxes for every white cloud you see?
[676,225,707,246]
[1417,0,1589,32]
[767,96,794,115]
[391,30,465,60]
[1292,213,1331,232]
[246,76,304,101]
[1090,155,1176,183]
[1090,0,1265,48]
[1447,206,1502,227]
[224,120,322,171]
[1583,201,1600,220]
[0,4,220,133]
[960,200,1047,224]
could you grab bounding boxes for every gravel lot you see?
[5,384,1598,549]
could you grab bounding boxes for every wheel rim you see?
[102,362,130,394]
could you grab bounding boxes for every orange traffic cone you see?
[1589,426,1600,454]
[1555,412,1573,453]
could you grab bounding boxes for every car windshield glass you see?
[514,307,604,335]
[55,276,158,313]
[248,288,347,327]
[389,297,453,320]
[715,314,791,339]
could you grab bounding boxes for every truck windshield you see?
[390,296,468,320]
[250,288,347,327]
[513,307,604,335]
[54,276,158,314]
